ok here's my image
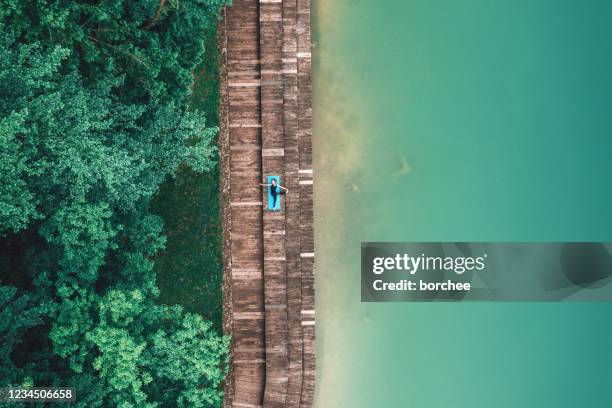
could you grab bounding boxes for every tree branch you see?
[142,0,166,30]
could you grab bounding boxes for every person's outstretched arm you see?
[279,185,289,192]
[259,183,271,187]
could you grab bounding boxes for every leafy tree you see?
[0,0,228,406]
[0,286,52,383]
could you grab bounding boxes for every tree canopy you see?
[0,1,228,406]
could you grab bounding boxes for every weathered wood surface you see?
[221,1,314,407]
[222,2,265,408]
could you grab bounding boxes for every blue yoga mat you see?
[267,175,281,211]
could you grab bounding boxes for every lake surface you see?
[312,1,612,406]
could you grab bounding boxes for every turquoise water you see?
[312,1,612,406]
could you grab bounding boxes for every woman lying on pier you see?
[260,179,288,211]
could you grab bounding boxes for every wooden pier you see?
[219,1,314,407]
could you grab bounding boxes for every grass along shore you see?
[151,25,223,329]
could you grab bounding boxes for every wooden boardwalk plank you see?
[221,1,314,407]
[260,1,289,405]
[222,1,265,407]
[296,0,315,406]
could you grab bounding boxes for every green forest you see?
[0,1,228,406]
